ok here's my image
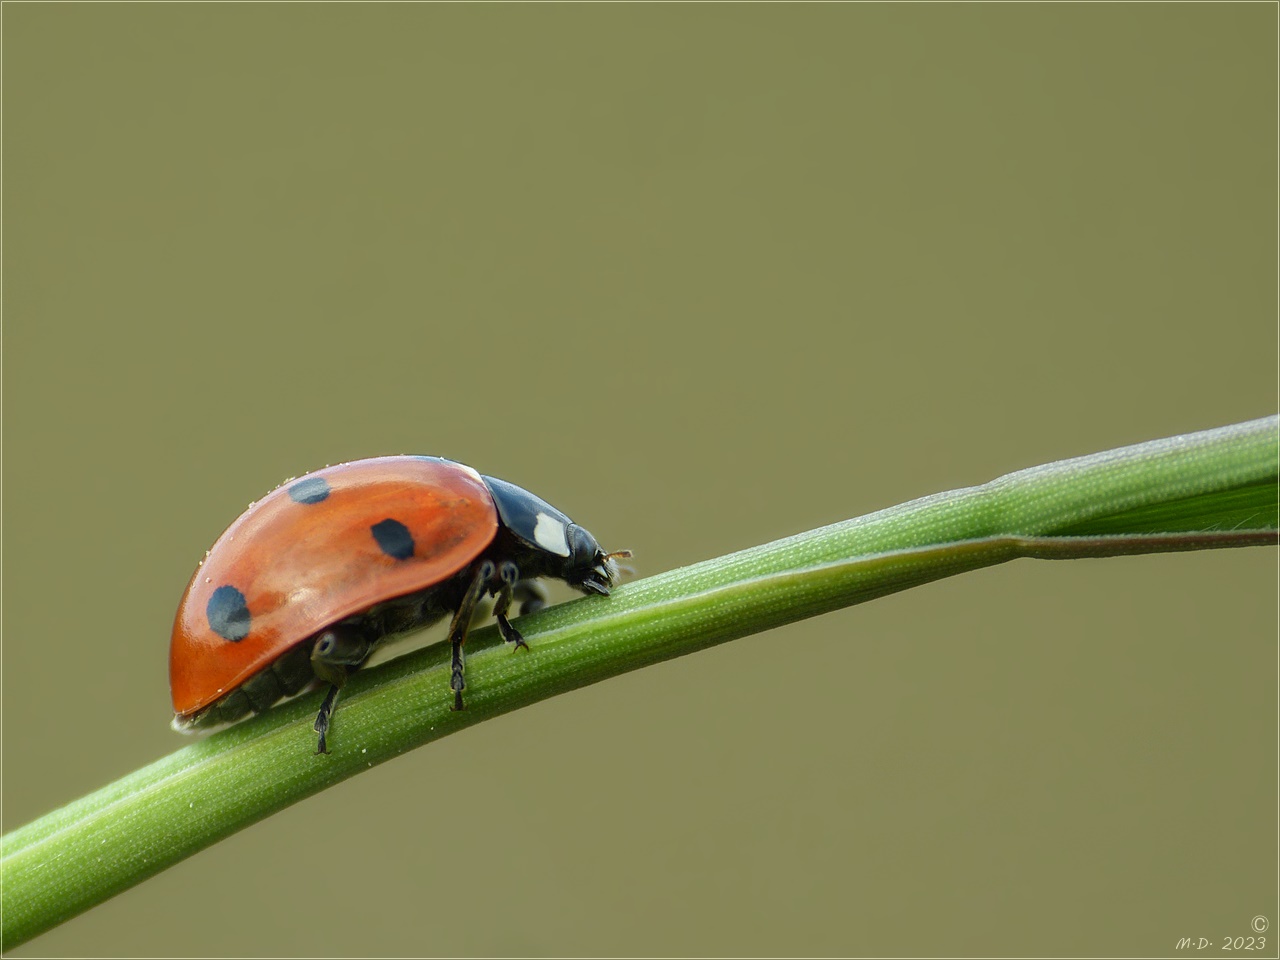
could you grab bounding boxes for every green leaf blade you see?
[3,415,1275,950]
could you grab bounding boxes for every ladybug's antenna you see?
[604,549,635,579]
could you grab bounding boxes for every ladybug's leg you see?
[310,624,374,754]
[313,686,341,756]
[514,579,548,616]
[492,561,529,651]
[448,560,495,711]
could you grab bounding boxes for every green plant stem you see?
[3,416,1277,949]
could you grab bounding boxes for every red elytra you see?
[170,456,625,752]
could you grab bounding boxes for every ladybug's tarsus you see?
[314,684,341,755]
[496,614,528,650]
[493,561,531,650]
[447,561,492,711]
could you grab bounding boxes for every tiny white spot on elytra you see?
[533,513,570,556]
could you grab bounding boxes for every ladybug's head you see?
[563,523,630,595]
[482,474,629,595]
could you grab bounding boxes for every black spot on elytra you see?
[288,476,330,504]
[207,585,251,641]
[371,518,415,560]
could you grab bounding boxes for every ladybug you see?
[170,456,628,753]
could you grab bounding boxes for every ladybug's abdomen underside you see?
[169,458,499,717]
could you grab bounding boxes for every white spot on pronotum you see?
[533,513,570,556]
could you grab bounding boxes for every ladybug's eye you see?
[563,524,621,596]
[566,524,598,570]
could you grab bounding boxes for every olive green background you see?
[4,5,1276,957]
